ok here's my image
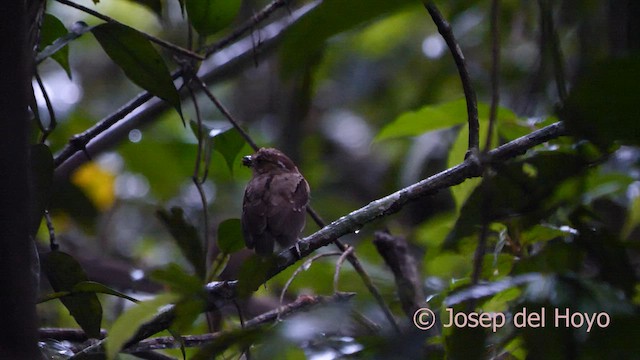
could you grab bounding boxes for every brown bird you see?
[241,148,310,256]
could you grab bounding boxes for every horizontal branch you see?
[66,293,354,357]
[125,293,354,353]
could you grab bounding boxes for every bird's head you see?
[242,148,298,175]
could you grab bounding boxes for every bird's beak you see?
[242,155,253,167]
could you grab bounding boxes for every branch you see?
[54,1,320,178]
[424,2,480,155]
[68,293,354,357]
[372,231,424,320]
[127,293,354,353]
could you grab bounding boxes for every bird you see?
[241,148,310,256]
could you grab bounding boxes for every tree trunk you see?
[0,0,40,358]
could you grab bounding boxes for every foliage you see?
[25,0,640,359]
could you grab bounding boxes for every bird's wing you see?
[242,175,270,252]
[266,173,309,247]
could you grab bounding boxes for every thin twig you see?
[187,86,210,274]
[424,2,480,155]
[333,246,354,293]
[483,0,500,153]
[194,78,260,151]
[472,0,501,289]
[55,0,204,60]
[44,209,58,251]
[538,0,568,103]
[34,70,57,143]
[278,252,342,321]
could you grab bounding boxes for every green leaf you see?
[171,297,206,334]
[92,23,182,117]
[281,0,415,72]
[186,0,241,37]
[150,263,204,295]
[42,251,103,339]
[377,99,468,141]
[36,21,92,71]
[217,218,244,254]
[29,144,53,237]
[106,293,179,360]
[156,207,206,279]
[237,255,276,298]
[211,127,246,172]
[377,99,517,141]
[38,281,139,304]
[39,14,72,77]
[444,152,588,249]
[561,56,640,148]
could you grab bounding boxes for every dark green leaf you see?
[186,0,241,37]
[150,263,204,295]
[42,251,102,338]
[561,56,640,148]
[29,144,53,237]
[281,0,415,72]
[49,179,98,230]
[237,255,276,298]
[444,152,588,248]
[217,218,244,254]
[211,127,246,172]
[39,14,72,77]
[73,281,139,303]
[38,281,139,304]
[36,21,92,71]
[92,23,182,116]
[156,207,206,279]
[191,327,264,360]
[106,293,178,359]
[171,297,206,334]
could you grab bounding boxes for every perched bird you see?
[241,148,310,256]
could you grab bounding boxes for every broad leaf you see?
[186,0,241,37]
[150,263,204,295]
[39,14,72,77]
[217,218,244,254]
[42,251,103,339]
[157,207,206,279]
[210,127,246,172]
[36,21,92,71]
[377,99,516,141]
[106,293,179,360]
[444,152,588,248]
[38,281,139,304]
[92,23,182,116]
